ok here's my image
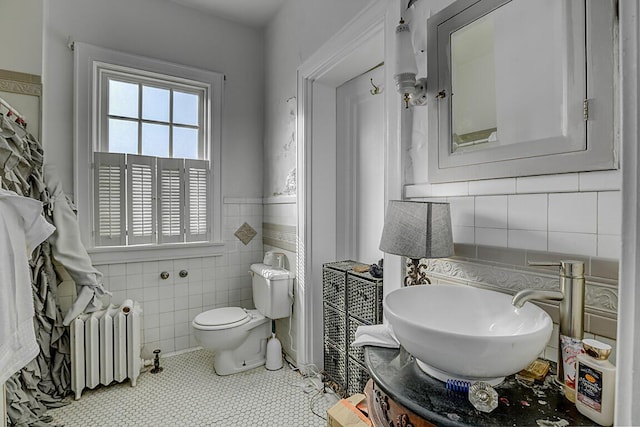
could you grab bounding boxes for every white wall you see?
[407,172,621,259]
[0,0,43,76]
[43,0,264,198]
[263,0,371,197]
[37,0,267,356]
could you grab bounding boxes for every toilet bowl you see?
[192,307,270,375]
[192,256,294,375]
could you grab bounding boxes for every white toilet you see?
[192,254,294,375]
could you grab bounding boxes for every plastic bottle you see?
[575,339,615,426]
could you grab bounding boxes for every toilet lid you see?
[193,307,250,327]
[250,263,295,280]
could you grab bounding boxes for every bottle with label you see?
[575,339,615,426]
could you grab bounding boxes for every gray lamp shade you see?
[379,200,453,259]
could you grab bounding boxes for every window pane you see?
[142,86,170,122]
[108,119,138,154]
[109,80,139,118]
[142,123,169,157]
[173,127,199,159]
[173,91,199,126]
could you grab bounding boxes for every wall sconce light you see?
[379,200,453,286]
[394,18,427,109]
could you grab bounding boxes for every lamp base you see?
[404,258,431,286]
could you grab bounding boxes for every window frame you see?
[74,42,224,264]
[98,69,206,159]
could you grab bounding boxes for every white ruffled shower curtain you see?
[1,105,108,426]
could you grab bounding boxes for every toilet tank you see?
[250,263,294,319]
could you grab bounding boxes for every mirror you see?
[450,13,496,153]
[0,69,42,140]
[427,0,616,183]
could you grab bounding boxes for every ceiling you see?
[169,0,286,28]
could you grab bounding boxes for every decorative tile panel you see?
[234,222,257,245]
[420,252,618,317]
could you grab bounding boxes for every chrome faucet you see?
[511,260,585,386]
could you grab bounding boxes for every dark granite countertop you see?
[364,346,596,427]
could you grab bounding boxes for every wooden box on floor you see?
[327,393,371,427]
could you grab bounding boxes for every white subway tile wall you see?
[507,229,547,251]
[452,226,475,245]
[475,227,508,247]
[469,177,516,195]
[578,170,621,192]
[548,231,598,257]
[449,196,474,227]
[507,194,547,231]
[548,193,598,234]
[516,173,580,194]
[598,191,622,235]
[409,171,621,259]
[56,200,264,357]
[475,196,508,228]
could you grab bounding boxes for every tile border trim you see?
[422,256,617,317]
[263,222,296,252]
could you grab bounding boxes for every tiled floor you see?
[50,350,338,426]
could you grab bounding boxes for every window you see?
[94,71,209,246]
[75,43,223,257]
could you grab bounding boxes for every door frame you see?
[616,1,640,423]
[295,0,401,368]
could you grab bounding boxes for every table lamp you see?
[379,200,453,285]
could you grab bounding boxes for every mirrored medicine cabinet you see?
[426,0,617,183]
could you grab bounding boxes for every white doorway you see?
[296,0,401,369]
[336,65,386,264]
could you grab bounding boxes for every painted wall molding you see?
[223,197,263,204]
[263,195,296,205]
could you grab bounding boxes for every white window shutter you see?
[127,155,156,245]
[157,158,185,243]
[94,152,126,246]
[185,159,209,242]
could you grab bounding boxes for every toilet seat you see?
[193,307,251,331]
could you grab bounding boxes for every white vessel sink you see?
[384,285,553,386]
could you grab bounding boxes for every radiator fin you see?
[70,301,143,400]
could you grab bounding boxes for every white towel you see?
[351,323,400,349]
[0,189,56,385]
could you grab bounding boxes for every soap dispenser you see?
[575,339,615,426]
